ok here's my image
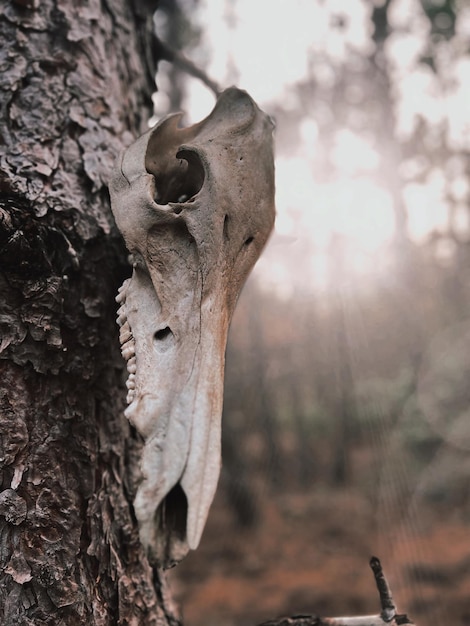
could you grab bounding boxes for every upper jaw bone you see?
[109,87,275,568]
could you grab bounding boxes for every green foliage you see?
[420,0,456,39]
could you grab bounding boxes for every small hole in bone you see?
[155,326,173,341]
[153,326,175,353]
[244,236,254,246]
[223,214,230,241]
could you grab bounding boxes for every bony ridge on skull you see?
[109,87,275,568]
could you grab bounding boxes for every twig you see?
[256,558,414,626]
[370,556,396,622]
[322,617,400,625]
[157,40,222,96]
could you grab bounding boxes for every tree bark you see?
[0,1,180,624]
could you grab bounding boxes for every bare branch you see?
[157,40,222,96]
[321,615,411,625]
[256,559,414,626]
[370,556,396,622]
[259,615,412,626]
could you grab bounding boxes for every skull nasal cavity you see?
[156,483,188,543]
[152,149,205,205]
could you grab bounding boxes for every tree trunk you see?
[0,1,180,623]
[327,235,356,487]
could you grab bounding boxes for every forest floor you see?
[171,443,470,626]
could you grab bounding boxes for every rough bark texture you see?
[0,0,180,624]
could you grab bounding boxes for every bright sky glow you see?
[404,174,450,243]
[275,156,394,250]
[331,130,380,174]
[447,57,470,150]
[153,0,468,293]
[388,0,427,32]
[189,0,373,105]
[394,67,441,139]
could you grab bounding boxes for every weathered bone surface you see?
[109,88,275,567]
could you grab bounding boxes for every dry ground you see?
[171,453,470,626]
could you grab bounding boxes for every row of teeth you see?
[116,278,136,405]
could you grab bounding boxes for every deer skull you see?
[109,88,275,568]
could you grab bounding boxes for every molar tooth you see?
[126,378,136,390]
[121,343,135,360]
[119,323,132,344]
[116,281,130,303]
[116,306,127,323]
[127,360,137,374]
[121,337,134,349]
[126,390,135,404]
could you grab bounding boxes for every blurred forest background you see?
[153,1,470,625]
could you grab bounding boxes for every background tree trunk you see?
[0,1,181,623]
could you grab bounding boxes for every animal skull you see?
[109,87,275,568]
